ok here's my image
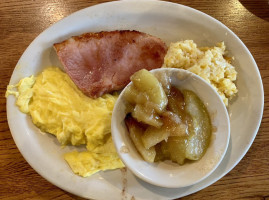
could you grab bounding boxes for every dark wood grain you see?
[0,0,268,199]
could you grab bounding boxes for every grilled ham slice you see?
[54,30,167,98]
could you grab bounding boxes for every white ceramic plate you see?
[6,1,264,199]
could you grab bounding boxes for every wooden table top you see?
[0,0,268,199]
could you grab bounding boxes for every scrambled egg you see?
[163,40,238,106]
[6,75,35,113]
[6,67,124,177]
[65,137,122,177]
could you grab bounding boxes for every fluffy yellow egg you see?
[163,40,238,106]
[65,137,123,177]
[6,67,124,177]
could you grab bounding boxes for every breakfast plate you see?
[6,0,264,199]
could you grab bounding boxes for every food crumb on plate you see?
[120,145,130,153]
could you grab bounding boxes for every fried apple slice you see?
[125,115,156,162]
[162,136,187,165]
[167,86,186,120]
[183,90,212,160]
[141,126,170,149]
[162,111,188,137]
[131,69,168,113]
[141,111,188,149]
[131,103,163,128]
[124,85,148,105]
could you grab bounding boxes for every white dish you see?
[6,0,264,199]
[112,68,230,188]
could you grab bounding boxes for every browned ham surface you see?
[54,30,167,98]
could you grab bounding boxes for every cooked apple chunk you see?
[141,111,188,149]
[183,90,212,160]
[124,85,148,105]
[141,126,170,149]
[125,115,156,163]
[167,86,186,120]
[132,103,163,128]
[154,71,171,95]
[162,111,188,137]
[162,136,187,165]
[130,69,168,113]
